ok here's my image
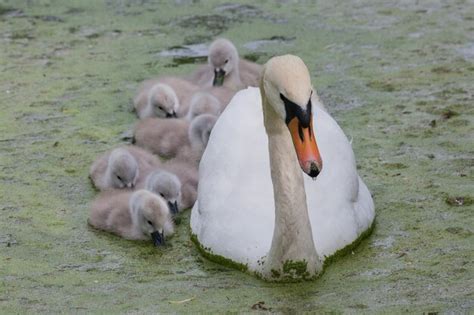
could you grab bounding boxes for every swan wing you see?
[304,107,375,258]
[191,87,274,269]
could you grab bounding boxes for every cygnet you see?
[90,146,160,190]
[88,189,174,246]
[133,77,198,119]
[133,118,190,159]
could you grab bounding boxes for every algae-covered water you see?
[0,0,473,313]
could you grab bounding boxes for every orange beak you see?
[287,117,322,178]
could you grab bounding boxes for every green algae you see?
[445,195,473,207]
[192,220,376,283]
[0,0,473,313]
[281,260,311,280]
[0,4,15,15]
[322,220,376,269]
[190,234,248,273]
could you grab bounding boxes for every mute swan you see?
[162,158,199,210]
[191,55,375,281]
[190,38,262,89]
[134,77,198,119]
[133,113,216,160]
[205,86,237,110]
[185,92,221,121]
[184,87,237,120]
[133,118,190,158]
[171,113,217,168]
[90,146,160,190]
[144,170,181,215]
[89,189,174,246]
[188,114,217,155]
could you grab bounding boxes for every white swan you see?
[190,55,375,281]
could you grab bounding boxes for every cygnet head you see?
[187,92,221,121]
[145,170,181,215]
[129,190,173,246]
[208,38,239,86]
[107,148,139,188]
[148,83,179,118]
[261,55,322,178]
[189,114,217,152]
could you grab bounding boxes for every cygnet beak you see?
[151,230,165,247]
[213,68,225,86]
[167,201,179,215]
[166,111,177,118]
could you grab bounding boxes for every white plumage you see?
[191,87,374,273]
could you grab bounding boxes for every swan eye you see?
[224,59,229,64]
[117,175,122,182]
[147,220,153,226]
[160,193,165,198]
[158,106,164,110]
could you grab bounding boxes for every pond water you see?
[0,0,472,313]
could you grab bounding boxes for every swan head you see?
[189,114,218,152]
[148,84,179,118]
[108,148,139,188]
[188,92,221,121]
[129,190,173,246]
[208,38,239,86]
[261,55,322,178]
[145,170,181,215]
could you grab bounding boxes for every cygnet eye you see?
[160,193,165,198]
[224,59,229,64]
[147,220,153,226]
[117,175,122,182]
[158,106,164,110]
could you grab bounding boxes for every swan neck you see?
[262,95,321,279]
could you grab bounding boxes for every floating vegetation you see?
[243,36,295,51]
[157,43,208,58]
[177,14,232,35]
[445,196,473,207]
[158,43,209,66]
[366,80,397,92]
[0,0,472,312]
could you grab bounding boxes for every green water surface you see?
[0,0,472,313]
